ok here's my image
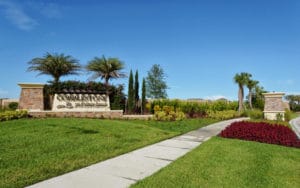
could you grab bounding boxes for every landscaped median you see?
[0,118,217,188]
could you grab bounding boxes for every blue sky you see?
[0,0,299,100]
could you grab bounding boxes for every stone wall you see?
[263,92,285,121]
[28,110,123,119]
[264,96,285,111]
[18,83,44,110]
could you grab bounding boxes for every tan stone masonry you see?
[263,92,285,120]
[18,83,44,110]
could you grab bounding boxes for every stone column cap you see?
[18,83,45,88]
[262,92,285,97]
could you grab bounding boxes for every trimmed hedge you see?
[220,121,300,148]
[148,99,238,118]
[0,110,28,122]
[153,105,186,121]
[207,110,240,120]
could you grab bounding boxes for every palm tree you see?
[246,79,259,109]
[234,72,252,112]
[27,53,81,83]
[86,55,126,95]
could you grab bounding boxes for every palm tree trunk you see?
[105,78,110,109]
[105,78,109,96]
[249,89,253,109]
[238,84,244,112]
[54,77,59,84]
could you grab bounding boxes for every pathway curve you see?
[290,117,300,139]
[27,117,248,188]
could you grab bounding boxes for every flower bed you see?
[219,121,300,148]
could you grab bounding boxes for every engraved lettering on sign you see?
[52,93,109,111]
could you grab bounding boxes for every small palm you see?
[86,55,126,94]
[28,53,81,83]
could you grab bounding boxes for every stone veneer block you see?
[28,110,124,119]
[262,92,285,121]
[18,83,44,110]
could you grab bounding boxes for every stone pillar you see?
[18,83,44,111]
[263,92,285,121]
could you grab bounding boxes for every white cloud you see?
[204,95,229,100]
[26,1,62,19]
[0,0,37,30]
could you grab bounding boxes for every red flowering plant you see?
[219,121,300,148]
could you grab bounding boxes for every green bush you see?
[154,105,186,121]
[0,110,28,122]
[149,99,238,118]
[246,109,264,120]
[8,102,18,110]
[207,110,239,120]
[284,109,292,122]
[276,113,284,122]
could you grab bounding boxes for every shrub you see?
[149,99,238,118]
[8,102,18,110]
[153,105,186,121]
[0,110,28,122]
[246,109,263,120]
[284,109,292,122]
[276,113,284,122]
[220,121,300,148]
[207,110,239,120]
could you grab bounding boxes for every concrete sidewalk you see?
[27,118,248,188]
[290,117,300,139]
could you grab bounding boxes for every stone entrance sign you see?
[18,83,44,110]
[52,93,110,111]
[263,92,285,120]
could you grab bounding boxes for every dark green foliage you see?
[285,95,300,112]
[8,102,18,110]
[246,79,259,109]
[146,64,168,99]
[110,85,126,110]
[250,85,267,110]
[134,70,140,113]
[246,109,264,120]
[127,70,135,113]
[141,78,146,114]
[27,52,81,83]
[284,109,292,122]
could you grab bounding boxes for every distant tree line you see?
[285,95,300,112]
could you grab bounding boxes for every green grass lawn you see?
[0,118,216,188]
[291,112,300,119]
[132,137,300,188]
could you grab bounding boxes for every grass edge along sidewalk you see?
[1,118,217,188]
[132,136,300,188]
[26,118,247,188]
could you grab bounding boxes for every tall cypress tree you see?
[127,70,134,113]
[134,70,139,113]
[141,78,146,114]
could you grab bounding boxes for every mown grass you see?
[0,118,217,188]
[133,137,300,188]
